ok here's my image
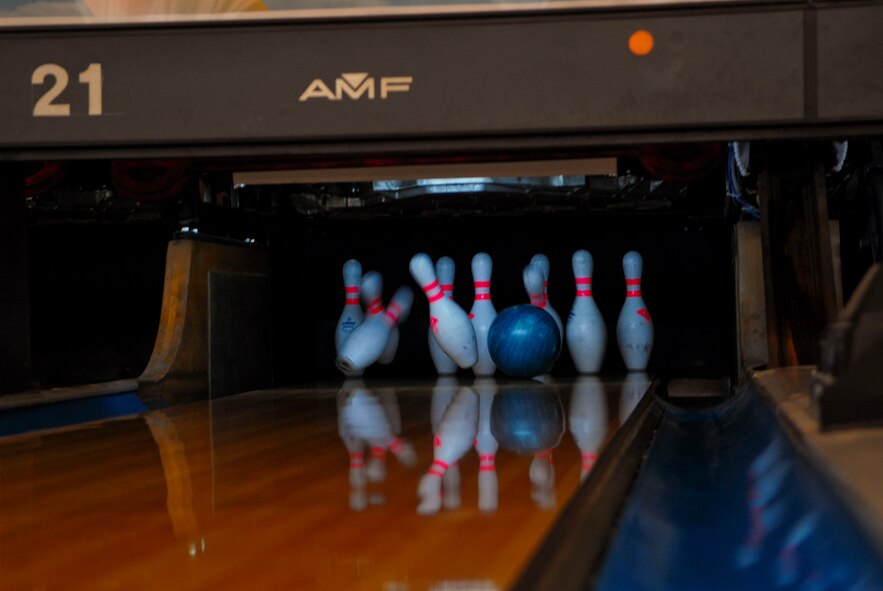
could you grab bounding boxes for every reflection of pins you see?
[367,388,418,480]
[360,271,400,365]
[410,253,478,368]
[474,378,499,512]
[430,376,461,509]
[338,381,417,512]
[335,260,364,376]
[619,372,650,423]
[529,448,557,509]
[428,257,458,375]
[530,254,564,345]
[337,379,368,510]
[524,263,564,345]
[566,250,607,374]
[617,251,653,371]
[470,253,497,377]
[336,286,413,373]
[569,376,608,481]
[418,387,479,515]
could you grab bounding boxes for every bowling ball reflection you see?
[488,305,561,378]
[491,384,564,455]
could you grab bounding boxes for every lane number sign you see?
[31,63,103,117]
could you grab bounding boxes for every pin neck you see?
[625,277,641,297]
[422,279,444,303]
[366,297,383,315]
[383,302,402,326]
[574,276,593,297]
[345,285,360,306]
[474,280,491,300]
[530,295,546,308]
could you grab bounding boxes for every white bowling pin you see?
[617,251,654,371]
[566,250,607,374]
[569,376,608,481]
[530,254,564,345]
[360,271,401,366]
[470,253,497,377]
[474,377,499,512]
[524,263,563,345]
[620,372,650,423]
[410,253,478,369]
[417,387,479,515]
[335,260,364,357]
[428,257,458,375]
[336,286,413,373]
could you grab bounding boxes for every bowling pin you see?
[335,259,364,356]
[474,377,499,512]
[417,387,479,515]
[336,286,413,373]
[524,263,564,345]
[470,253,497,377]
[530,254,564,345]
[360,271,401,366]
[428,257,458,375]
[566,250,607,374]
[617,251,654,371]
[569,376,608,481]
[410,253,478,369]
[620,372,650,423]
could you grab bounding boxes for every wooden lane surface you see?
[0,378,638,591]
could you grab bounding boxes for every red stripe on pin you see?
[441,284,453,291]
[627,290,641,297]
[626,278,641,285]
[475,294,490,300]
[576,289,593,297]
[575,277,592,285]
[345,286,360,293]
[428,291,445,303]
[423,280,439,293]
[345,298,360,305]
[474,281,491,288]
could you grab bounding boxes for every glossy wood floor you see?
[0,376,647,591]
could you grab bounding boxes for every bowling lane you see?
[0,377,647,591]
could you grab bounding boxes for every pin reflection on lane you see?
[492,382,566,510]
[620,372,651,423]
[419,383,479,514]
[337,380,417,511]
[569,376,609,480]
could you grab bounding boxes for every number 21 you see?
[32,63,103,117]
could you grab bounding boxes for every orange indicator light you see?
[628,30,654,56]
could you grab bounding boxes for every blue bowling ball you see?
[488,305,561,378]
[491,384,565,455]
